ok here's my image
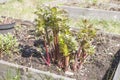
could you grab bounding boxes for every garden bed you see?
[0,18,120,80]
[0,0,120,80]
[62,0,120,11]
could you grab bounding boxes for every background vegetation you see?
[0,0,53,21]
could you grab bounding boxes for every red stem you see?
[41,55,50,66]
[77,53,88,69]
[72,53,78,71]
[77,47,81,57]
[53,32,59,61]
[44,38,50,64]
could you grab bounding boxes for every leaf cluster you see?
[77,19,96,55]
[35,5,69,36]
[59,34,78,56]
[0,33,18,55]
[35,5,73,57]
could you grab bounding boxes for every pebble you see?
[108,52,113,56]
[116,44,120,47]
[65,71,74,76]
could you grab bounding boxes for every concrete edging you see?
[60,6,120,20]
[0,60,76,80]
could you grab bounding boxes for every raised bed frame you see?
[61,6,120,20]
[0,60,76,80]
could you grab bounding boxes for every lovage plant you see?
[74,19,96,70]
[35,5,96,71]
[35,5,70,66]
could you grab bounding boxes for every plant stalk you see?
[44,38,50,64]
[53,31,59,62]
[64,55,70,71]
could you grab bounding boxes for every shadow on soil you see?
[18,39,48,65]
[19,45,41,58]
[19,39,45,58]
[102,49,120,80]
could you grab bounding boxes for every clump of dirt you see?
[1,20,120,80]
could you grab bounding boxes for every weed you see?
[4,69,20,80]
[0,33,18,58]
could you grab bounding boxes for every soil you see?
[111,0,120,5]
[63,1,120,11]
[75,32,120,80]
[1,20,120,80]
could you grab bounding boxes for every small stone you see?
[116,44,120,47]
[108,52,113,56]
[81,73,84,76]
[65,71,74,76]
[56,67,62,71]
